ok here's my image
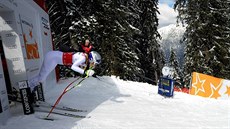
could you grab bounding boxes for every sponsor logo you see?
[159,88,170,93]
[13,69,24,74]
[25,43,40,59]
[37,85,45,101]
[21,20,33,28]
[11,57,21,62]
[6,44,17,49]
[18,81,28,89]
[159,88,164,92]
[21,89,31,114]
[22,30,40,59]
[41,17,50,30]
[191,72,230,99]
[30,67,39,72]
[161,79,170,86]
[5,33,17,37]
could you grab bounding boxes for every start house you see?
[0,0,56,125]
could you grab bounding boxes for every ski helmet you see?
[89,51,101,64]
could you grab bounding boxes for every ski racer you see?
[28,51,101,90]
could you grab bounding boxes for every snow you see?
[2,76,230,129]
[158,24,186,65]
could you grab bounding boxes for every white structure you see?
[0,57,9,125]
[0,0,55,125]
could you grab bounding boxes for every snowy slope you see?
[2,76,230,129]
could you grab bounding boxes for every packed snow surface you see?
[2,76,230,129]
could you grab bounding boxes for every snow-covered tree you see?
[90,0,144,81]
[134,0,162,84]
[46,0,72,49]
[175,0,230,86]
[46,0,162,83]
[169,48,180,79]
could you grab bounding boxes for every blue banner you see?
[158,77,174,97]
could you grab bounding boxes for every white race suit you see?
[29,51,87,89]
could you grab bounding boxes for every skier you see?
[28,50,101,90]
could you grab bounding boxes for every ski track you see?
[1,76,230,129]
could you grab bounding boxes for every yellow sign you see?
[190,72,230,99]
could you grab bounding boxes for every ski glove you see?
[84,69,95,77]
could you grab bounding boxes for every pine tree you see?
[46,0,162,83]
[135,0,162,84]
[93,0,142,81]
[169,48,180,79]
[46,0,72,49]
[175,0,230,86]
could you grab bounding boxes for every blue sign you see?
[158,77,174,97]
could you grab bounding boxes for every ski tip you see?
[43,117,55,121]
[35,115,56,121]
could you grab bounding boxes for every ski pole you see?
[65,77,86,92]
[46,76,86,118]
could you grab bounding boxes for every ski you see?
[34,107,90,120]
[46,77,87,118]
[35,115,57,121]
[35,101,87,112]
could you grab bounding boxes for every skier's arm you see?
[71,53,95,77]
[71,56,85,75]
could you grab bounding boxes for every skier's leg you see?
[29,51,63,89]
[37,51,63,82]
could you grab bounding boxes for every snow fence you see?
[190,72,230,99]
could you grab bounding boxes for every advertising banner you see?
[0,11,27,89]
[190,72,230,99]
[158,77,174,97]
[20,14,41,79]
[18,81,34,115]
[1,30,27,89]
[21,15,40,59]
